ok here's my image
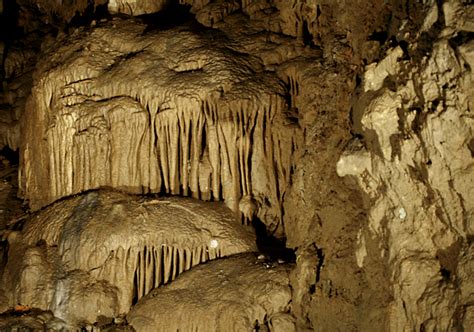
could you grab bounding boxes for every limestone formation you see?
[20,18,300,235]
[1,190,256,324]
[127,253,293,332]
[108,0,170,16]
[0,0,472,330]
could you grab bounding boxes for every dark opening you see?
[440,267,451,280]
[468,138,474,158]
[69,2,109,28]
[302,21,313,46]
[0,0,21,42]
[132,265,139,305]
[140,2,194,34]
[315,247,324,282]
[0,146,19,166]
[252,218,295,263]
[368,31,388,44]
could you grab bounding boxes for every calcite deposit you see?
[108,0,169,15]
[336,1,474,330]
[1,190,256,324]
[20,18,300,235]
[127,253,294,332]
[0,0,472,331]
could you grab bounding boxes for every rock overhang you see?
[20,18,300,235]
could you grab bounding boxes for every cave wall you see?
[337,1,474,329]
[0,0,472,330]
[284,0,473,330]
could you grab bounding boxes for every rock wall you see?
[283,0,473,331]
[1,190,256,323]
[337,1,473,329]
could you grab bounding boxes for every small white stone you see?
[398,207,407,220]
[209,239,219,248]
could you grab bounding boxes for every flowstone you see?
[127,253,294,332]
[20,18,300,234]
[0,190,256,324]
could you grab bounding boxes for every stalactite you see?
[17,191,257,315]
[20,20,302,238]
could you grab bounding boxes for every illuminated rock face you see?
[20,19,299,233]
[2,0,472,330]
[127,253,294,332]
[108,0,169,15]
[1,190,256,324]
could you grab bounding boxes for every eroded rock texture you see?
[336,1,474,330]
[108,0,169,15]
[127,253,293,332]
[1,190,256,324]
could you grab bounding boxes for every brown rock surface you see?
[0,0,472,330]
[127,253,293,332]
[1,190,256,324]
[20,18,300,236]
[336,1,474,330]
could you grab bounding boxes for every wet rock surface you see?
[20,18,300,237]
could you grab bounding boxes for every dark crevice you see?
[440,267,451,280]
[409,0,445,62]
[468,138,474,158]
[447,31,474,50]
[302,20,313,47]
[368,31,388,44]
[140,2,194,34]
[253,218,295,263]
[315,247,324,283]
[0,0,22,42]
[0,146,19,166]
[68,2,109,29]
[132,267,139,305]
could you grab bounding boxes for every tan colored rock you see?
[108,0,169,16]
[443,0,474,32]
[455,245,474,330]
[20,19,300,234]
[195,0,241,27]
[127,253,293,332]
[338,6,474,329]
[268,312,296,332]
[363,47,404,92]
[1,190,256,323]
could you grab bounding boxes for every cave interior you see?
[0,0,473,331]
